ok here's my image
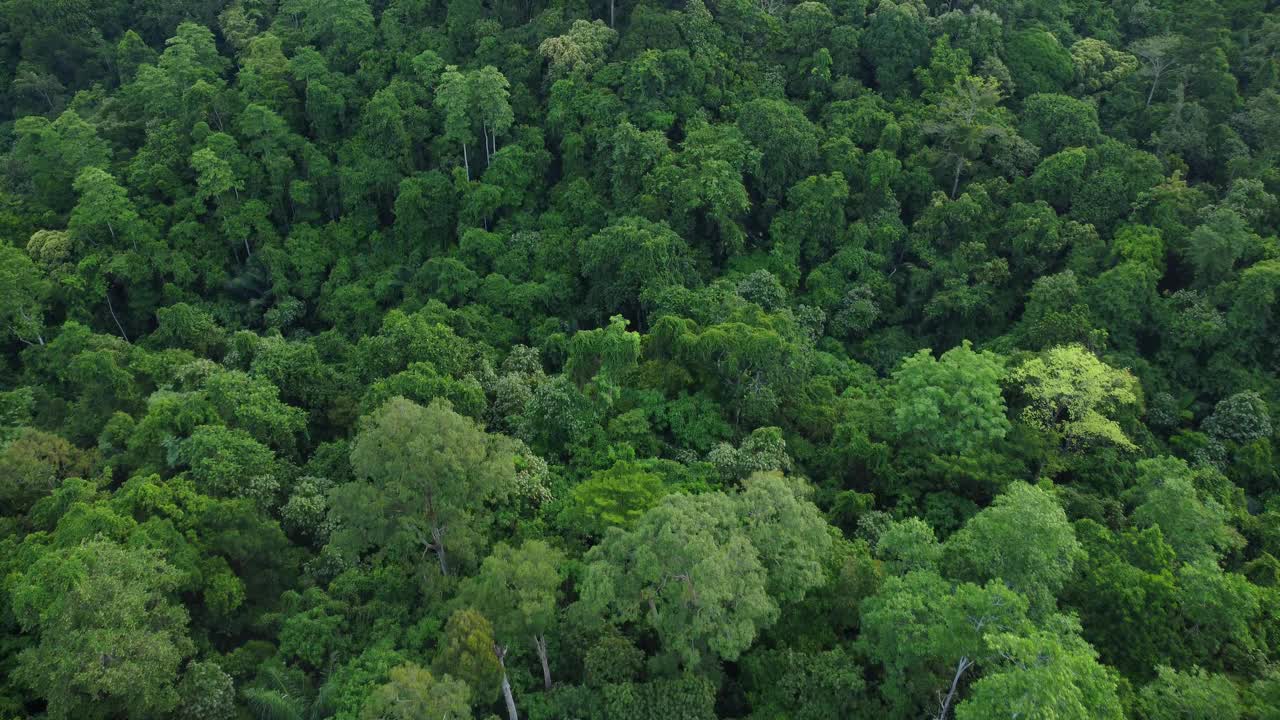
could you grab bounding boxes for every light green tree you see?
[68,167,146,252]
[582,473,829,668]
[460,540,566,694]
[956,622,1124,720]
[582,490,775,668]
[359,663,471,720]
[564,460,667,537]
[1137,666,1242,720]
[945,482,1084,615]
[1011,344,1141,450]
[859,569,1032,718]
[924,75,1009,198]
[890,340,1011,456]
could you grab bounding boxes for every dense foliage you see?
[2,0,1280,717]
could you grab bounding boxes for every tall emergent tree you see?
[333,396,516,575]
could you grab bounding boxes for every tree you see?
[564,460,667,537]
[890,341,1011,456]
[579,217,695,321]
[582,474,829,668]
[1030,148,1088,211]
[768,171,848,266]
[706,426,790,482]
[11,61,66,114]
[1203,391,1272,444]
[1019,93,1101,154]
[460,540,566,719]
[0,244,50,346]
[191,146,244,205]
[582,490,775,668]
[1176,559,1260,664]
[1132,35,1183,109]
[175,660,236,720]
[433,608,504,705]
[359,663,471,720]
[1131,457,1241,565]
[203,369,306,453]
[1186,207,1254,287]
[859,569,1032,718]
[945,482,1084,614]
[736,472,833,603]
[274,0,375,71]
[539,20,617,80]
[1070,38,1138,93]
[180,424,281,506]
[10,538,194,720]
[472,66,515,165]
[924,75,1009,198]
[565,314,641,399]
[739,646,872,720]
[0,427,92,511]
[191,141,254,259]
[1063,520,1181,677]
[1004,29,1076,96]
[1011,345,1141,450]
[861,0,929,98]
[435,65,514,180]
[1137,666,1241,720]
[337,397,516,575]
[956,624,1124,720]
[238,34,295,115]
[735,98,820,196]
[874,517,942,576]
[9,110,111,214]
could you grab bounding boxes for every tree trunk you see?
[105,291,130,343]
[496,647,519,720]
[17,308,45,346]
[935,656,973,720]
[463,143,471,182]
[1146,72,1160,107]
[951,155,964,199]
[609,0,615,27]
[534,635,552,690]
[431,525,449,575]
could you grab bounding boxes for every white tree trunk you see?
[935,656,973,720]
[496,646,518,720]
[105,291,130,343]
[431,525,449,575]
[535,635,552,690]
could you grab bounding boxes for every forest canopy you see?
[3,0,1280,718]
